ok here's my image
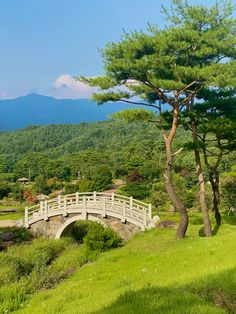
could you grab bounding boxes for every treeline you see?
[0,120,235,215]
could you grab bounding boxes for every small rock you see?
[153,215,160,223]
[16,219,24,227]
[0,231,16,241]
[157,220,178,229]
[147,221,156,229]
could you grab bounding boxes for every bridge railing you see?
[25,192,152,229]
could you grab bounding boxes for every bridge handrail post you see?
[93,191,97,201]
[130,197,133,209]
[122,202,126,223]
[83,195,87,219]
[102,197,106,218]
[44,200,48,221]
[39,200,44,215]
[111,192,114,206]
[76,192,79,204]
[143,210,147,229]
[58,195,61,211]
[63,195,68,217]
[148,204,152,219]
[25,207,29,228]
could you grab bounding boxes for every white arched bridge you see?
[25,192,155,240]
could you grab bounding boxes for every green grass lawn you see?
[16,223,236,314]
[0,204,25,220]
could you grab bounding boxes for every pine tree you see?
[78,0,236,238]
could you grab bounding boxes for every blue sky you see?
[0,0,235,99]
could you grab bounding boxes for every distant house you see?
[17,177,30,185]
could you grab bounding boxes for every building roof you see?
[17,177,30,182]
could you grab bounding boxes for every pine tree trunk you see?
[191,119,212,237]
[164,144,188,239]
[209,172,222,225]
[161,103,188,239]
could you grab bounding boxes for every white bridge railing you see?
[25,192,152,230]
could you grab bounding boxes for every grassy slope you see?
[17,224,236,314]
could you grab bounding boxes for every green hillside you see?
[17,224,236,314]
[0,120,235,216]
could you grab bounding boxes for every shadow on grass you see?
[213,224,221,235]
[198,224,221,237]
[198,226,206,237]
[94,286,222,314]
[94,268,236,314]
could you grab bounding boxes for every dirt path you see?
[0,220,18,227]
[104,179,125,194]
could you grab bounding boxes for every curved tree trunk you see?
[161,103,189,239]
[164,144,188,239]
[191,119,212,236]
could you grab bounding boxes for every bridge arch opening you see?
[55,214,108,240]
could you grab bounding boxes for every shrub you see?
[119,182,151,200]
[221,168,236,210]
[126,169,143,183]
[46,177,63,191]
[14,228,32,242]
[0,182,11,199]
[34,175,50,194]
[64,182,80,194]
[0,227,32,244]
[84,222,122,252]
[23,190,37,206]
[78,178,95,192]
[71,221,92,242]
[92,166,113,191]
[11,183,25,202]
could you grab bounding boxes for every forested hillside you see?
[0,120,189,170]
[0,120,235,214]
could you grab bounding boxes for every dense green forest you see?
[0,120,235,215]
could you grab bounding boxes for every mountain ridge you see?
[0,93,139,131]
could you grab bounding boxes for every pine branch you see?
[120,99,160,110]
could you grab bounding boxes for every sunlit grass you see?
[0,238,89,313]
[16,223,236,314]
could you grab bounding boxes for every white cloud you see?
[0,92,8,99]
[0,74,98,100]
[53,74,97,99]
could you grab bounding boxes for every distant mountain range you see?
[0,93,141,131]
